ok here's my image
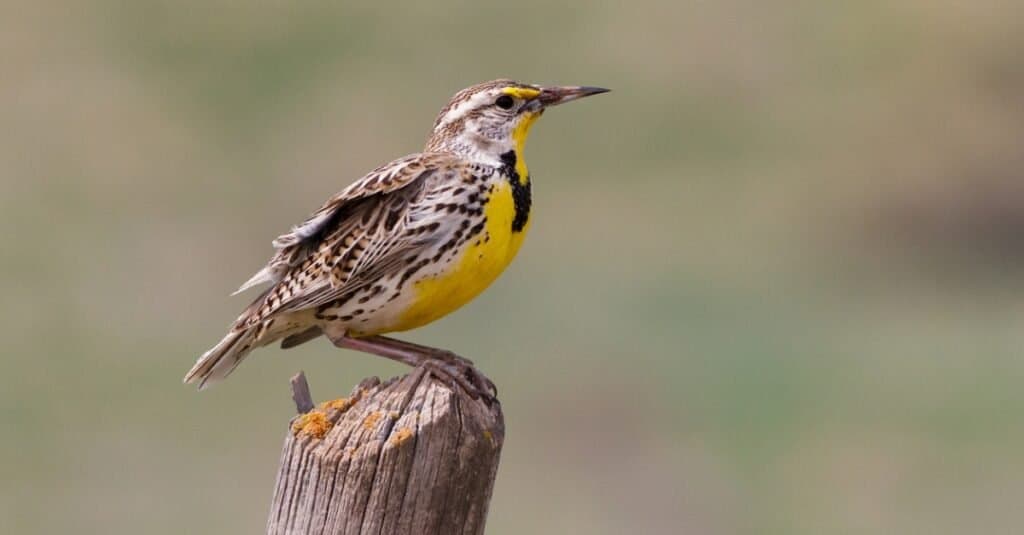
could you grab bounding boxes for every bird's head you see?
[425,79,609,165]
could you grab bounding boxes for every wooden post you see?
[267,368,504,535]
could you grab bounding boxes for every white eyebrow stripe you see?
[437,91,494,127]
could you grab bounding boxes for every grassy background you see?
[3,1,1024,533]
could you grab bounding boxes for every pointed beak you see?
[537,85,611,107]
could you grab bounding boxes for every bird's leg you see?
[366,335,496,397]
[361,335,476,367]
[329,334,495,401]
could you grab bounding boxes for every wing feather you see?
[271,154,432,249]
[233,153,456,328]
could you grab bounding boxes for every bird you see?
[184,79,609,398]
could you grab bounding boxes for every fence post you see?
[267,368,504,535]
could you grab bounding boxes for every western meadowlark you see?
[184,79,609,398]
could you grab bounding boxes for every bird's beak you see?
[537,85,611,107]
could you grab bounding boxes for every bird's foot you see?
[421,358,497,404]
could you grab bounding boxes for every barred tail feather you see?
[184,328,260,390]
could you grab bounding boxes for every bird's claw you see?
[421,359,496,404]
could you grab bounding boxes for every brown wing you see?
[233,152,456,329]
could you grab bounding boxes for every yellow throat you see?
[510,110,540,183]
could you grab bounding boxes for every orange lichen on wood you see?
[292,411,332,439]
[362,411,383,430]
[388,427,414,447]
[319,397,355,413]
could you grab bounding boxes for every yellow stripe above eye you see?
[501,87,541,100]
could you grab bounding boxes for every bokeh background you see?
[4,1,1024,533]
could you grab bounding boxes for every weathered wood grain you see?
[267,367,504,535]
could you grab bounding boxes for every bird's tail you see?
[183,326,261,390]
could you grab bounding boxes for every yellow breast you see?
[393,179,529,331]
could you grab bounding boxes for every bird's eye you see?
[495,95,515,110]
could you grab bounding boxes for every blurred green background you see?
[4,1,1024,533]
